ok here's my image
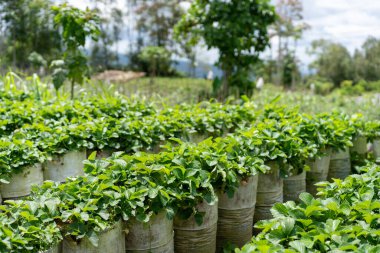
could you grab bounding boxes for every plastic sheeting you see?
[328,148,351,180]
[40,244,61,253]
[0,163,43,199]
[174,201,218,253]
[283,170,306,202]
[254,162,283,224]
[44,151,86,182]
[125,211,174,253]
[350,136,368,155]
[373,139,380,160]
[216,176,258,251]
[306,148,332,196]
[62,220,125,253]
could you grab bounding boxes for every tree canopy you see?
[0,0,61,70]
[51,3,100,98]
[175,0,277,99]
[309,39,353,87]
[308,37,380,87]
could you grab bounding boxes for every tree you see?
[308,39,353,87]
[28,52,47,74]
[253,59,277,84]
[138,46,172,78]
[135,0,184,49]
[0,0,61,70]
[273,0,309,87]
[352,49,366,83]
[175,0,276,99]
[360,37,380,82]
[180,41,197,77]
[89,0,124,70]
[282,50,300,87]
[111,7,124,66]
[51,4,100,99]
[127,0,186,74]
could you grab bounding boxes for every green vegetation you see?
[0,199,62,252]
[0,0,380,252]
[138,47,173,78]
[237,163,380,252]
[0,0,61,69]
[51,3,100,98]
[175,0,276,98]
[115,77,212,104]
[1,1,379,98]
[0,74,379,252]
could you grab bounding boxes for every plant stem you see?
[71,80,75,99]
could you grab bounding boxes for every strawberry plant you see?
[0,200,62,252]
[239,118,311,177]
[349,113,367,139]
[83,151,215,225]
[164,136,268,202]
[237,163,380,252]
[0,134,46,182]
[364,120,380,142]
[30,175,123,247]
[300,112,354,154]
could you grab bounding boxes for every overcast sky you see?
[67,0,380,68]
[297,0,380,68]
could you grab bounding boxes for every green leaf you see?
[271,203,289,217]
[98,210,110,220]
[194,213,204,226]
[299,192,314,206]
[289,240,306,253]
[86,230,99,247]
[80,212,89,221]
[88,151,97,160]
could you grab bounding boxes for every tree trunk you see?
[218,66,231,101]
[277,34,283,86]
[70,80,75,100]
[12,32,17,68]
[291,39,299,89]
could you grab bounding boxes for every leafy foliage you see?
[175,0,276,98]
[0,77,378,251]
[0,0,62,69]
[138,46,173,77]
[237,163,380,253]
[0,199,62,252]
[0,134,45,182]
[51,3,100,96]
[364,120,380,141]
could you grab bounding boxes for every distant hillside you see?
[173,60,223,78]
[117,54,223,78]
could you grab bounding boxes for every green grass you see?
[3,72,380,120]
[0,73,212,105]
[89,77,213,105]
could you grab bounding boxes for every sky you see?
[297,0,380,69]
[66,0,380,69]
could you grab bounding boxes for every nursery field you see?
[56,76,213,105]
[0,73,379,253]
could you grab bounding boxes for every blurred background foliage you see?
[0,0,379,101]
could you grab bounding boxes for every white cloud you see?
[65,0,125,10]
[64,0,90,9]
[300,0,380,53]
[313,0,380,12]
